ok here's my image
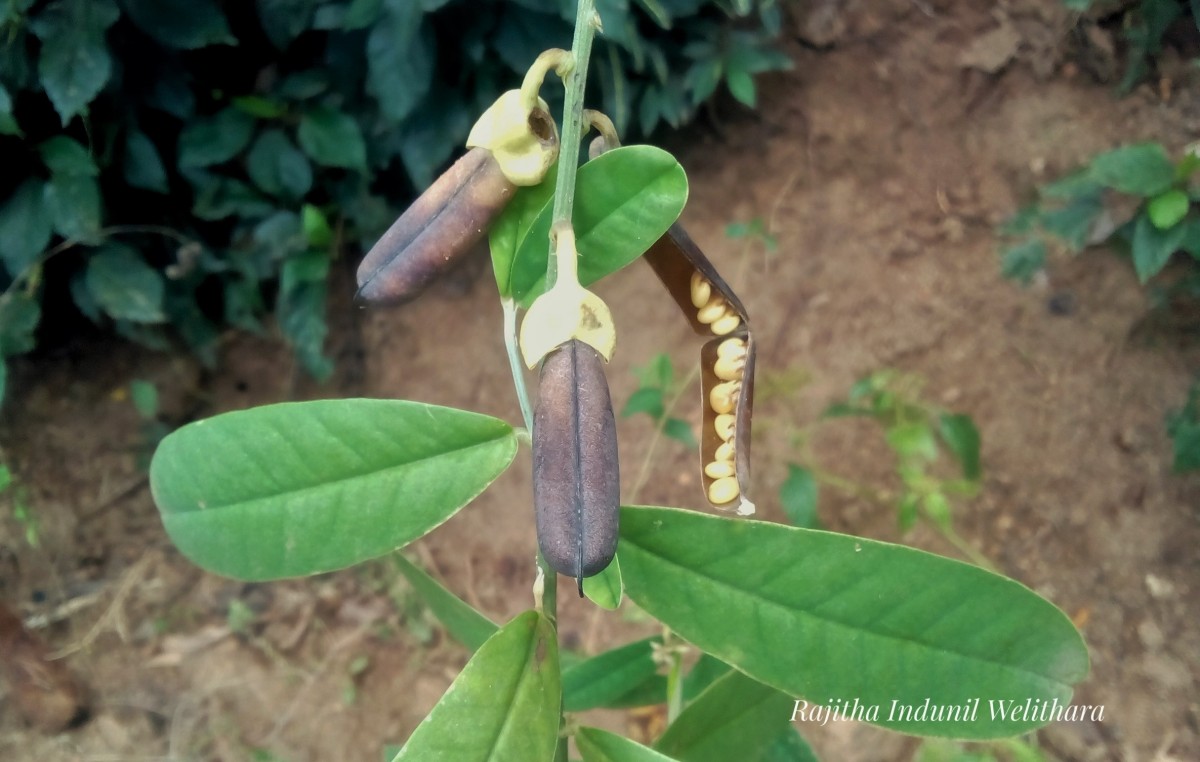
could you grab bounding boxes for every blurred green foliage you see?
[0,0,788,403]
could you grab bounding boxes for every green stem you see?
[665,636,684,723]
[545,0,598,290]
[501,298,535,431]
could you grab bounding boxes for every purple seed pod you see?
[532,339,620,591]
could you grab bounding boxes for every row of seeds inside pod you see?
[690,272,748,506]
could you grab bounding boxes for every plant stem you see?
[545,0,598,290]
[501,298,535,431]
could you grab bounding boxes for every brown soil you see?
[2,1,1199,760]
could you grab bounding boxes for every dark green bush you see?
[0,0,788,402]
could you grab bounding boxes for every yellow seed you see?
[714,355,744,381]
[690,272,712,309]
[711,313,742,335]
[705,460,735,479]
[715,441,735,462]
[715,413,736,441]
[709,381,740,414]
[717,337,747,360]
[696,298,728,324]
[708,476,740,505]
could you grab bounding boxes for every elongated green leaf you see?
[178,108,256,167]
[150,400,518,580]
[578,727,680,762]
[124,130,170,193]
[655,669,792,762]
[510,146,688,306]
[488,168,557,298]
[121,0,234,49]
[563,637,664,712]
[298,107,367,170]
[938,413,981,481]
[583,552,623,609]
[366,0,434,123]
[39,135,98,176]
[86,245,166,323]
[393,610,559,761]
[1132,211,1186,283]
[31,0,118,124]
[44,171,101,242]
[1088,143,1175,197]
[393,554,497,652]
[779,464,819,529]
[0,180,52,277]
[681,653,729,701]
[619,506,1089,739]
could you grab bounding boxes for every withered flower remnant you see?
[532,339,620,591]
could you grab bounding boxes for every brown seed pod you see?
[532,339,620,590]
[643,224,756,515]
[0,600,89,732]
[356,101,559,305]
[355,148,516,305]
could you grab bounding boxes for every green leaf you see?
[150,400,518,580]
[923,491,952,532]
[1169,417,1200,472]
[30,0,118,124]
[654,669,792,762]
[1000,240,1047,284]
[510,145,688,306]
[725,66,755,107]
[178,108,256,167]
[0,291,41,356]
[562,637,665,712]
[1147,189,1190,230]
[582,554,623,610]
[44,172,102,242]
[298,107,367,170]
[301,204,333,248]
[0,180,53,277]
[886,422,938,461]
[130,379,158,418]
[1089,143,1176,197]
[663,418,698,450]
[256,0,319,49]
[39,135,98,176]
[488,170,558,297]
[619,506,1089,738]
[124,130,170,193]
[246,130,313,200]
[1038,194,1101,250]
[393,610,559,761]
[393,554,498,652]
[276,251,332,380]
[681,653,729,701]
[232,95,288,119]
[345,0,384,28]
[86,245,167,323]
[623,387,665,419]
[1131,211,1187,283]
[938,413,981,480]
[762,728,818,762]
[1039,170,1101,200]
[0,83,20,136]
[578,727,680,762]
[120,0,234,49]
[366,1,435,123]
[779,464,819,529]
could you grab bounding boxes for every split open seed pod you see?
[644,224,757,516]
[532,339,621,592]
[355,91,559,305]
